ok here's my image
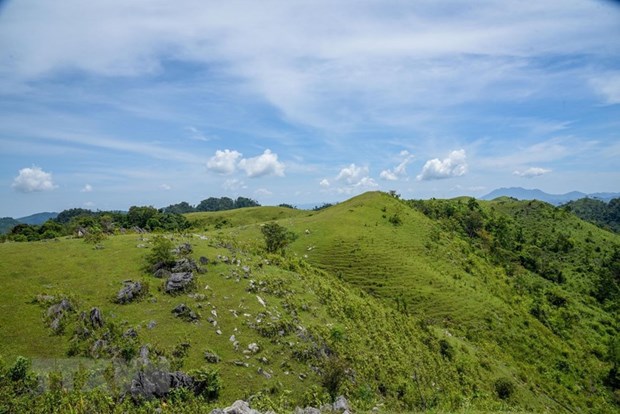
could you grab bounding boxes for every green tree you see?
[145,236,175,269]
[261,222,296,253]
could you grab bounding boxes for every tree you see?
[261,222,296,253]
[145,236,175,269]
[234,197,260,209]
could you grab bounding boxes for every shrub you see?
[494,377,515,400]
[261,222,297,254]
[189,367,221,401]
[145,236,175,270]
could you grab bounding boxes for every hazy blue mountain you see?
[16,212,58,225]
[0,217,20,234]
[481,187,619,205]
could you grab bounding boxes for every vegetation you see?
[562,197,620,233]
[3,206,190,242]
[0,191,619,412]
[161,197,261,214]
[261,222,297,253]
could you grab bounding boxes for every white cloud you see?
[12,166,56,192]
[223,178,246,191]
[379,170,398,181]
[380,150,414,181]
[160,183,172,190]
[333,163,378,193]
[185,126,211,142]
[238,149,285,178]
[84,201,95,208]
[591,73,620,104]
[81,184,93,192]
[513,167,551,178]
[355,177,378,188]
[336,164,367,184]
[417,149,467,181]
[207,149,242,175]
[2,1,617,129]
[319,178,330,187]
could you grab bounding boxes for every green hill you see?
[0,192,618,413]
[562,197,620,233]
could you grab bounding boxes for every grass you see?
[0,191,618,413]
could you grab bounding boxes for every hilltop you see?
[0,192,618,413]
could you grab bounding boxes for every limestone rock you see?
[165,272,194,293]
[117,281,143,304]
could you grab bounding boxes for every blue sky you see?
[1,0,619,217]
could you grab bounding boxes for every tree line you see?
[161,197,260,214]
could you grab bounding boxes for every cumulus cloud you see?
[513,167,551,178]
[380,150,414,181]
[332,163,378,193]
[319,178,330,187]
[12,166,56,192]
[238,149,285,178]
[417,149,467,181]
[160,183,172,190]
[207,149,242,175]
[336,164,368,184]
[81,184,93,192]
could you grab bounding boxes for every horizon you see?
[1,1,619,218]
[5,186,620,219]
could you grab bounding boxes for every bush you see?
[189,367,221,401]
[261,222,296,254]
[145,236,175,270]
[494,377,515,400]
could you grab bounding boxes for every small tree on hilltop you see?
[261,222,296,254]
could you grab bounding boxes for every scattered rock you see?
[116,280,144,304]
[247,343,260,354]
[333,396,349,412]
[199,256,210,265]
[172,303,199,322]
[174,243,193,255]
[136,244,147,248]
[256,295,266,307]
[90,339,107,358]
[233,360,249,367]
[129,369,194,401]
[295,408,320,414]
[210,400,263,414]
[139,344,150,364]
[147,320,157,330]
[47,298,73,318]
[165,272,194,293]
[153,268,171,279]
[89,307,104,329]
[257,367,272,379]
[204,351,221,363]
[173,258,199,273]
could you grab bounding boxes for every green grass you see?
[0,191,618,413]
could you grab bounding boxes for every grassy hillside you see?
[0,192,618,412]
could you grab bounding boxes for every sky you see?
[1,0,619,217]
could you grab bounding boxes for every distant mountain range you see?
[482,187,620,205]
[0,212,58,234]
